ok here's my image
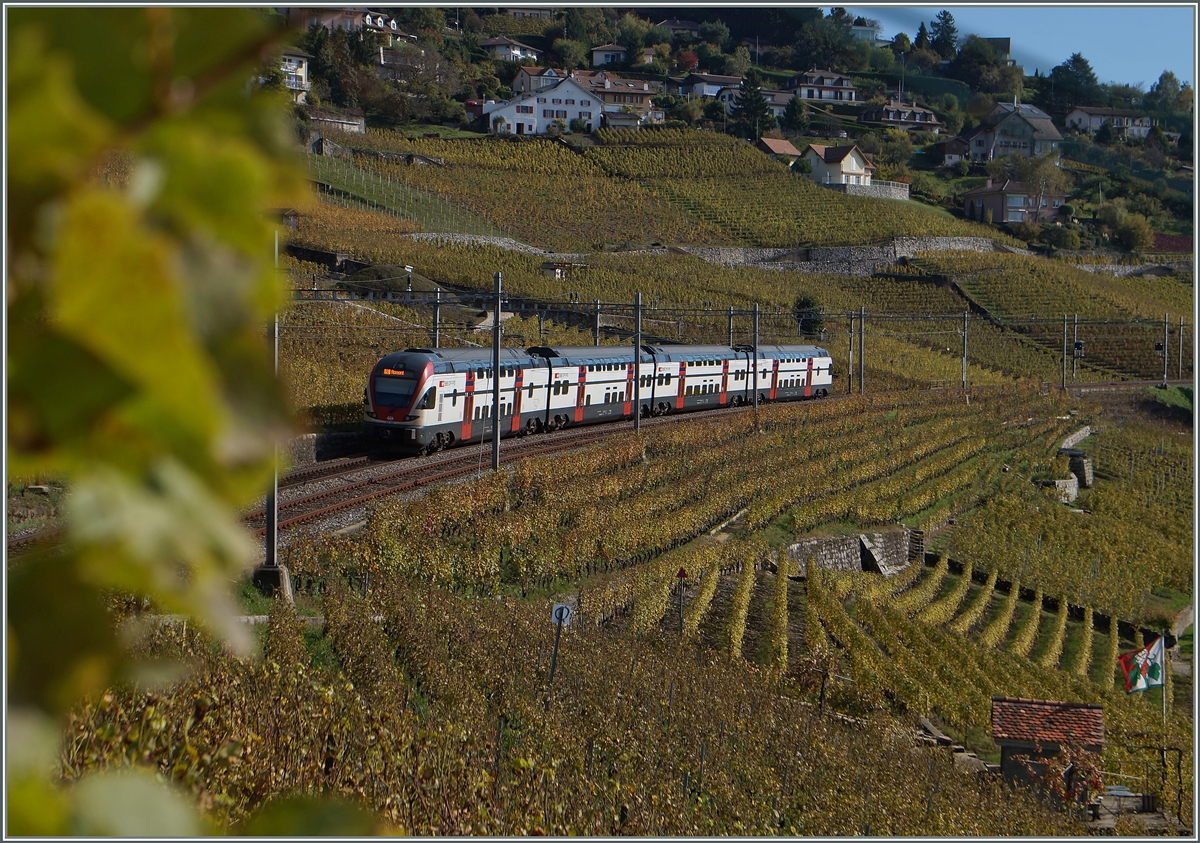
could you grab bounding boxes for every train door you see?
[804,357,814,397]
[461,370,475,441]
[511,366,525,433]
[675,361,686,410]
[623,362,635,418]
[574,365,586,423]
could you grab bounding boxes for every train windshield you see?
[374,373,419,407]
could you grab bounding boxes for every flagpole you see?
[1162,641,1168,727]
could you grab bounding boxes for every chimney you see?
[985,178,992,188]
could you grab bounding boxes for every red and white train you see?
[364,343,834,454]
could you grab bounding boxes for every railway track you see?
[9,378,1190,553]
[244,426,619,536]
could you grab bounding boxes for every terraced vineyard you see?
[948,419,1194,619]
[911,252,1194,380]
[72,369,1192,833]
[289,196,1187,385]
[309,127,1015,251]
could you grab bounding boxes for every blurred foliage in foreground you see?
[3,7,382,834]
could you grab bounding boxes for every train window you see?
[618,391,624,402]
[585,394,592,406]
[474,407,480,420]
[452,393,457,407]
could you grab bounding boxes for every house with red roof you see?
[991,696,1104,784]
[757,137,802,166]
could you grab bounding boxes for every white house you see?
[591,43,627,67]
[485,77,602,135]
[514,66,568,93]
[801,144,875,186]
[783,68,859,103]
[479,35,541,62]
[281,48,311,104]
[688,73,744,99]
[850,22,888,46]
[1065,106,1157,140]
[506,7,553,19]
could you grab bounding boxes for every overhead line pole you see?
[634,292,642,433]
[1179,316,1185,380]
[859,306,865,396]
[961,311,968,392]
[492,272,502,472]
[1163,312,1170,387]
[753,303,760,430]
[1060,315,1068,391]
[265,230,279,570]
[1072,313,1078,381]
[847,311,855,395]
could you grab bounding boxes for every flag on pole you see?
[1118,637,1165,693]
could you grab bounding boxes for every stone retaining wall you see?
[787,529,912,577]
[1074,262,1192,276]
[680,237,997,276]
[286,432,364,468]
[1060,426,1092,449]
[788,536,861,576]
[823,182,911,201]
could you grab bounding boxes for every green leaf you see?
[240,796,377,836]
[6,296,136,476]
[69,770,202,836]
[5,22,111,258]
[7,549,124,713]
[49,190,225,447]
[69,459,257,657]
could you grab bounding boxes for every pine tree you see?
[930,10,959,60]
[781,94,808,132]
[914,22,930,51]
[731,72,774,141]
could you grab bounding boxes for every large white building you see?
[1065,107,1157,140]
[485,77,603,135]
[485,73,665,135]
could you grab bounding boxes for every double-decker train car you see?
[364,342,833,454]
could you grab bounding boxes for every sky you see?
[845,5,1196,90]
